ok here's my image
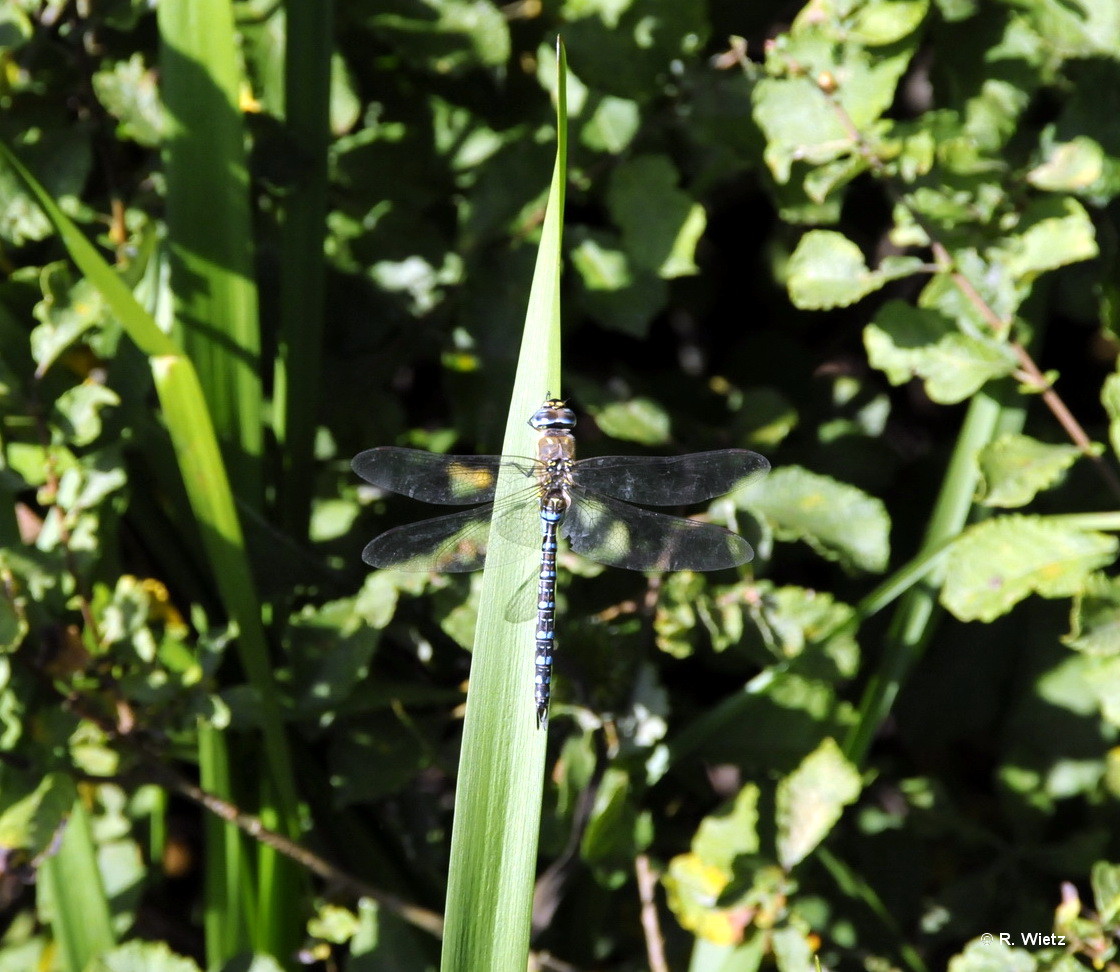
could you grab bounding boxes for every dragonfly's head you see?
[529,399,576,432]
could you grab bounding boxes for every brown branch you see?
[819,83,1120,501]
[132,762,447,939]
[635,853,669,972]
[53,684,448,938]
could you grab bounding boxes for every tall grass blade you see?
[158,0,264,503]
[439,40,568,972]
[0,141,303,964]
[844,385,1021,764]
[274,0,334,538]
[39,800,115,972]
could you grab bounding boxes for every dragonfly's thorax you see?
[536,437,575,508]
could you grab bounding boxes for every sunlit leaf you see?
[864,301,1017,403]
[787,230,924,310]
[941,516,1118,622]
[1066,574,1120,656]
[975,433,1086,508]
[775,738,861,870]
[739,465,891,572]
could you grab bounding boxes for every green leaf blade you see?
[941,516,1119,622]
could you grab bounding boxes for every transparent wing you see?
[564,487,754,571]
[361,485,544,572]
[573,449,769,505]
[352,447,536,505]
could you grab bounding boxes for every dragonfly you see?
[352,399,770,728]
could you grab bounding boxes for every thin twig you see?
[635,853,669,972]
[53,685,447,938]
[819,82,1120,501]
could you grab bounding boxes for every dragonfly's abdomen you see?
[534,490,567,728]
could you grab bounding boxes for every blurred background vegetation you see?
[2,0,1120,969]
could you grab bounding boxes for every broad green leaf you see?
[771,925,815,972]
[847,0,930,45]
[580,767,640,867]
[864,301,1017,403]
[1065,574,1120,656]
[0,771,75,856]
[30,271,109,376]
[751,582,859,678]
[368,0,510,70]
[1092,860,1120,924]
[607,155,705,278]
[592,398,671,445]
[92,53,165,147]
[1103,372,1120,460]
[87,940,201,972]
[571,242,667,338]
[975,433,1085,508]
[693,784,760,873]
[753,76,850,185]
[662,853,741,946]
[775,738,861,870]
[0,126,92,244]
[739,466,891,572]
[1028,136,1106,192]
[991,196,1098,281]
[947,938,1036,972]
[738,387,798,449]
[787,231,923,310]
[941,516,1119,622]
[580,96,640,154]
[52,384,120,447]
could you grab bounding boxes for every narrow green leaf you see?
[39,800,116,972]
[274,0,334,537]
[0,134,303,964]
[788,230,923,310]
[976,433,1086,508]
[439,39,566,972]
[740,465,891,572]
[775,738,861,870]
[864,301,1017,403]
[159,0,264,500]
[941,516,1119,622]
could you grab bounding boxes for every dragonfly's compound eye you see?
[529,401,576,431]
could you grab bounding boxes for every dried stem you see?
[635,853,669,972]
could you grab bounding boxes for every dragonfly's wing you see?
[362,488,546,573]
[352,448,536,504]
[573,450,769,505]
[362,505,507,572]
[564,488,754,571]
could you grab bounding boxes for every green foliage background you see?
[2,0,1120,970]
